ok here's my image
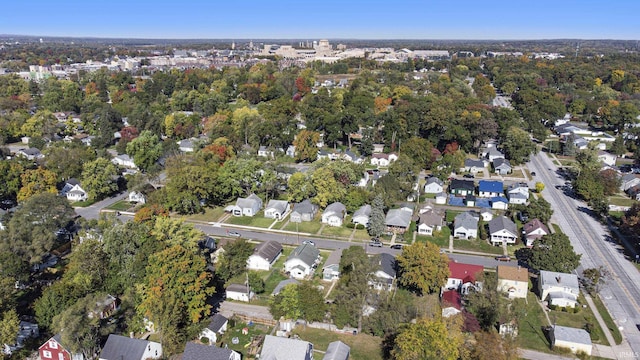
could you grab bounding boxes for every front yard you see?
[226,213,276,228]
[292,327,383,360]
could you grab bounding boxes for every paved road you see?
[529,152,640,357]
[73,192,128,219]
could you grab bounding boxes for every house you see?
[60,179,89,202]
[322,248,343,281]
[258,145,275,158]
[464,194,476,207]
[352,204,371,227]
[551,325,592,356]
[498,319,519,337]
[343,149,364,164]
[112,154,137,169]
[435,192,447,204]
[39,335,84,360]
[441,290,462,318]
[370,153,398,167]
[493,158,512,175]
[627,184,640,201]
[247,241,283,271]
[522,219,549,247]
[177,138,196,153]
[461,159,486,174]
[271,279,299,296]
[508,192,528,205]
[369,253,397,291]
[507,182,530,198]
[478,180,503,198]
[128,191,146,204]
[488,216,518,246]
[597,150,617,167]
[260,335,313,360]
[424,177,444,194]
[228,193,262,217]
[539,270,580,308]
[89,294,120,320]
[385,208,412,234]
[453,211,479,239]
[2,321,38,356]
[491,196,509,210]
[183,342,241,360]
[16,147,44,160]
[284,243,320,279]
[290,200,319,222]
[198,236,217,252]
[225,284,255,302]
[450,179,475,196]
[444,260,483,295]
[480,209,494,222]
[487,147,505,162]
[322,202,347,227]
[264,199,290,220]
[98,334,162,360]
[372,143,385,153]
[323,341,350,360]
[199,314,228,344]
[285,145,296,158]
[620,174,640,191]
[497,265,529,299]
[417,210,443,236]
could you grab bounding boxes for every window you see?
[58,353,64,360]
[43,351,52,359]
[49,341,58,349]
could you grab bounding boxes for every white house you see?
[258,146,275,158]
[322,248,343,281]
[99,334,162,360]
[322,202,346,227]
[225,284,254,302]
[441,290,462,318]
[128,191,146,204]
[183,343,241,360]
[369,253,397,291]
[488,216,518,246]
[370,153,398,167]
[497,265,529,299]
[228,193,262,217]
[435,192,447,205]
[264,199,290,220]
[260,336,313,360]
[461,159,486,174]
[65,184,88,202]
[539,270,579,308]
[491,196,509,210]
[290,200,318,222]
[417,210,443,236]
[284,243,320,279]
[424,177,444,194]
[246,241,283,271]
[443,260,483,295]
[16,148,44,161]
[352,204,371,227]
[522,219,549,247]
[199,314,228,344]
[597,150,617,167]
[453,211,478,239]
[177,138,196,153]
[111,154,137,169]
[551,326,592,356]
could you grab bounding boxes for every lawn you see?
[226,214,275,228]
[453,238,504,254]
[549,294,609,345]
[292,327,383,360]
[518,292,553,352]
[416,227,451,248]
[593,295,623,345]
[445,210,462,222]
[351,229,371,241]
[219,320,273,358]
[608,196,636,207]
[263,270,289,295]
[320,225,354,238]
[282,221,323,234]
[104,200,133,211]
[183,206,226,222]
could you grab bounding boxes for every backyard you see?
[292,327,383,360]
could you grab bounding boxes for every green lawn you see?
[351,229,371,241]
[608,196,636,207]
[549,294,609,345]
[282,221,323,234]
[416,227,451,248]
[453,238,504,254]
[263,270,289,295]
[219,320,273,358]
[226,214,275,228]
[445,210,462,223]
[183,206,226,222]
[103,200,133,211]
[292,327,383,360]
[593,295,623,345]
[320,225,354,238]
[518,292,553,352]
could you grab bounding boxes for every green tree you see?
[465,272,507,330]
[216,239,254,281]
[400,137,436,170]
[43,143,97,182]
[63,239,109,298]
[126,130,163,173]
[392,316,462,360]
[0,160,23,201]
[150,216,203,250]
[298,281,327,322]
[0,309,20,348]
[581,267,608,296]
[17,167,58,202]
[312,167,346,208]
[529,232,581,273]
[81,157,119,200]
[397,242,450,295]
[20,110,58,139]
[293,130,320,163]
[525,196,553,224]
[287,172,314,202]
[332,246,373,330]
[269,283,301,320]
[248,271,265,294]
[470,330,520,360]
[51,294,106,359]
[502,127,535,164]
[368,194,386,237]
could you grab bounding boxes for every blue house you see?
[478,180,504,198]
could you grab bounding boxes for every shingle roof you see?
[353,204,372,218]
[206,313,228,333]
[454,211,478,230]
[292,199,318,215]
[448,261,483,283]
[265,199,289,214]
[450,179,475,190]
[272,279,299,296]
[323,248,343,268]
[494,158,511,169]
[99,334,155,360]
[236,193,262,209]
[254,240,283,262]
[323,341,350,360]
[183,342,237,360]
[488,216,517,235]
[323,202,346,217]
[553,325,592,346]
[523,219,549,235]
[287,243,320,267]
[464,158,485,168]
[539,270,579,292]
[260,335,312,360]
[497,265,529,282]
[479,180,503,193]
[418,210,443,227]
[226,283,250,294]
[372,253,396,278]
[385,208,412,228]
[442,290,462,310]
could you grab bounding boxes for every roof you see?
[272,279,299,295]
[488,216,517,235]
[454,211,478,230]
[99,334,156,360]
[323,341,350,360]
[385,208,412,228]
[497,265,529,282]
[464,158,485,168]
[507,182,529,192]
[425,177,444,186]
[206,313,228,333]
[236,193,261,209]
[441,290,462,310]
[553,325,592,346]
[260,335,312,360]
[450,179,475,190]
[539,270,579,291]
[253,240,283,262]
[491,196,508,204]
[323,248,343,268]
[494,158,511,168]
[323,202,346,217]
[448,261,483,283]
[287,243,320,267]
[292,199,318,215]
[479,180,503,193]
[226,283,250,294]
[418,210,443,227]
[523,219,549,235]
[372,253,396,278]
[353,204,372,218]
[265,199,289,214]
[183,342,237,360]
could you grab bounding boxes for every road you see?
[73,191,128,219]
[529,151,640,356]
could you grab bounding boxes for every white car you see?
[228,231,241,237]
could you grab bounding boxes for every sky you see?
[1,0,639,40]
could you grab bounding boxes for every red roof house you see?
[444,261,484,295]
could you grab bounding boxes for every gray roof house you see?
[488,216,518,246]
[620,174,640,191]
[417,210,444,236]
[183,342,241,360]
[539,270,580,308]
[462,158,486,174]
[454,211,479,239]
[199,313,229,345]
[385,209,412,234]
[322,202,347,227]
[323,341,350,360]
[228,193,262,217]
[322,248,343,281]
[98,334,162,360]
[271,279,299,296]
[260,335,313,360]
[551,325,592,356]
[369,253,397,291]
[487,147,505,162]
[290,200,318,223]
[264,199,290,220]
[284,243,321,279]
[247,240,283,271]
[493,158,512,175]
[177,138,195,152]
[424,177,444,194]
[352,204,372,227]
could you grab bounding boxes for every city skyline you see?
[1,0,639,40]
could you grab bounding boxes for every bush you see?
[355,224,365,230]
[573,306,580,314]
[345,222,355,229]
[549,304,557,311]
[561,306,568,312]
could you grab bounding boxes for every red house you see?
[443,261,484,295]
[39,335,83,360]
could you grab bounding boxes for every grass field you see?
[416,227,451,248]
[219,321,273,358]
[282,221,323,234]
[608,196,635,207]
[104,199,132,211]
[519,292,552,352]
[292,327,383,360]
[183,206,226,222]
[593,295,623,345]
[549,294,609,345]
[454,239,504,254]
[226,214,275,228]
[321,225,354,238]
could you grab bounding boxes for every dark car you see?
[463,173,475,179]
[369,240,383,247]
[495,255,511,262]
[390,244,403,250]
[531,171,536,176]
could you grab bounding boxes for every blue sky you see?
[1,0,638,40]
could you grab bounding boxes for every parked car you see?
[390,244,403,250]
[463,173,475,179]
[495,255,511,262]
[531,171,536,176]
[228,231,241,237]
[303,240,315,246]
[369,240,383,247]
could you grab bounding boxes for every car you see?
[228,231,241,237]
[390,244,403,250]
[531,171,536,176]
[303,240,315,246]
[369,240,383,247]
[495,255,511,262]
[463,173,475,179]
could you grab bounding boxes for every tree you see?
[368,194,386,237]
[401,137,436,170]
[17,168,58,202]
[0,309,19,348]
[529,232,581,273]
[248,271,265,294]
[502,127,535,164]
[216,239,254,281]
[465,272,507,330]
[63,239,109,297]
[297,281,326,322]
[470,331,519,360]
[581,267,608,295]
[81,157,120,200]
[269,283,301,320]
[43,143,96,182]
[51,294,106,359]
[293,130,320,163]
[0,160,23,201]
[20,110,58,139]
[126,130,163,173]
[525,196,553,224]
[397,242,450,295]
[332,246,373,330]
[391,316,463,360]
[150,216,203,249]
[312,167,346,208]
[535,182,545,193]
